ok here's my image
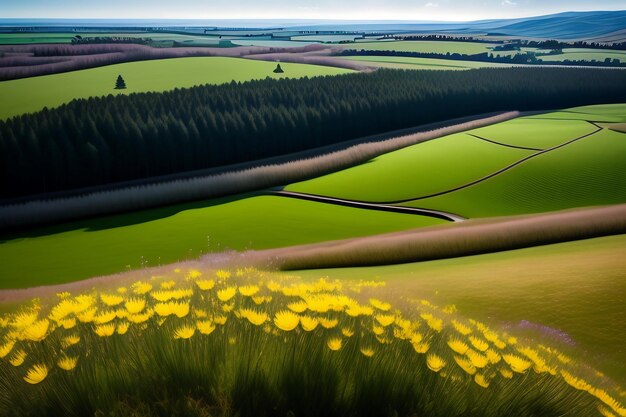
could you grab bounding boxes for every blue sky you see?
[2,0,625,21]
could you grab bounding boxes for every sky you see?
[1,0,625,21]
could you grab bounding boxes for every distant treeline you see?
[70,36,153,46]
[2,68,626,198]
[339,49,626,67]
[397,35,626,50]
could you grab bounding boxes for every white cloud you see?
[502,0,518,5]
[425,2,439,7]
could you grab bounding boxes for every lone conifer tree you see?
[115,75,127,89]
[273,63,284,74]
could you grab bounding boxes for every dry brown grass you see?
[269,204,626,270]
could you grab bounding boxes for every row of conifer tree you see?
[1,67,625,199]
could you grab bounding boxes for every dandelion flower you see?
[375,314,395,327]
[466,349,489,368]
[127,311,152,324]
[94,323,116,337]
[100,293,124,306]
[58,356,78,371]
[77,308,97,323]
[447,338,469,355]
[186,269,202,280]
[319,317,338,329]
[300,316,319,332]
[486,349,501,364]
[174,325,196,339]
[560,370,592,391]
[369,298,391,311]
[474,373,490,388]
[239,285,260,296]
[117,322,130,335]
[360,347,375,357]
[94,311,117,324]
[214,315,228,325]
[427,354,446,372]
[454,355,477,375]
[216,270,231,280]
[9,350,27,367]
[131,282,152,295]
[21,319,49,342]
[451,320,472,335]
[116,287,127,294]
[61,335,80,348]
[327,338,342,351]
[341,328,355,337]
[287,301,308,313]
[125,298,146,314]
[160,280,176,290]
[592,390,626,417]
[412,341,430,354]
[499,368,514,379]
[24,364,48,384]
[217,287,237,302]
[197,320,216,335]
[195,279,215,291]
[503,354,532,373]
[598,405,619,417]
[274,310,299,331]
[469,336,489,352]
[60,318,76,329]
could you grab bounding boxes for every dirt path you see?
[269,190,466,222]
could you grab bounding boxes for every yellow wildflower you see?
[474,373,490,388]
[117,322,130,335]
[197,320,216,335]
[217,287,237,302]
[61,335,80,348]
[131,282,152,295]
[58,356,78,371]
[239,285,260,296]
[360,347,375,357]
[240,308,268,326]
[319,317,338,329]
[503,354,532,373]
[374,314,395,327]
[24,364,48,384]
[174,325,196,339]
[454,355,477,375]
[9,350,27,367]
[469,336,489,352]
[125,298,146,314]
[327,338,343,351]
[369,298,391,311]
[451,320,472,335]
[94,323,116,337]
[447,338,469,355]
[287,301,308,313]
[21,319,49,342]
[466,349,489,368]
[274,310,299,331]
[300,316,319,332]
[195,279,215,291]
[100,293,124,306]
[427,354,446,372]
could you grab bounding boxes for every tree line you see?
[1,67,626,199]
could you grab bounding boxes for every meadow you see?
[0,268,624,416]
[0,196,442,288]
[285,105,626,217]
[0,32,227,46]
[0,57,352,120]
[337,41,504,55]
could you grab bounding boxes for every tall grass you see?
[0,268,623,417]
[0,112,516,231]
[273,204,626,270]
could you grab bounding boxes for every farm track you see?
[269,190,466,222]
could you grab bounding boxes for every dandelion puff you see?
[24,364,48,384]
[327,338,342,351]
[57,356,78,371]
[427,354,446,372]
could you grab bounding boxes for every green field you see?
[405,128,626,216]
[540,48,626,63]
[338,40,500,55]
[295,233,626,382]
[286,133,532,202]
[0,57,352,120]
[340,55,516,70]
[469,118,598,149]
[0,195,442,288]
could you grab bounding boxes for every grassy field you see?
[339,55,516,70]
[295,234,626,383]
[0,57,352,120]
[286,133,532,202]
[338,41,500,55]
[469,118,598,149]
[405,128,626,217]
[0,195,442,289]
[541,48,626,63]
[1,269,621,416]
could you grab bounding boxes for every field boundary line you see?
[466,133,543,151]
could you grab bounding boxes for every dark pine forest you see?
[1,67,626,198]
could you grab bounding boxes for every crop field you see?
[285,106,626,218]
[338,55,516,70]
[0,196,442,289]
[0,57,352,120]
[406,128,626,217]
[0,268,625,416]
[541,48,626,63]
[286,133,533,202]
[294,234,626,382]
[336,41,501,55]
[0,32,226,45]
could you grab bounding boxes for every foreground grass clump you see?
[0,269,624,417]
